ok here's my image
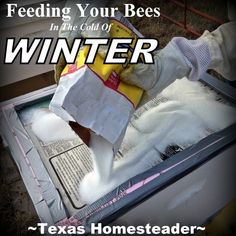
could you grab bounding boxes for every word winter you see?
[4,38,158,64]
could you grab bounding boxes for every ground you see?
[0,140,40,235]
[0,0,235,235]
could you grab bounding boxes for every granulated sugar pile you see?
[31,78,236,204]
[31,109,77,142]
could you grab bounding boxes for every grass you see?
[115,0,228,48]
[0,142,40,236]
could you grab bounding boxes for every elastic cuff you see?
[200,30,223,70]
[171,36,211,80]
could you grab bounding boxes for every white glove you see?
[121,36,211,104]
[121,40,193,105]
[121,21,236,105]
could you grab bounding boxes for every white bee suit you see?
[121,22,236,103]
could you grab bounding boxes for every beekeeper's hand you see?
[54,0,109,83]
[121,22,236,105]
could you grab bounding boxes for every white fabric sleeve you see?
[170,22,236,81]
[203,22,236,81]
[121,19,236,104]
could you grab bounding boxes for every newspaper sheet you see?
[19,78,231,217]
[17,79,232,217]
[24,125,93,214]
[18,95,170,216]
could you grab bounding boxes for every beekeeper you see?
[56,1,235,103]
[55,0,235,139]
[120,21,236,105]
[121,0,236,104]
